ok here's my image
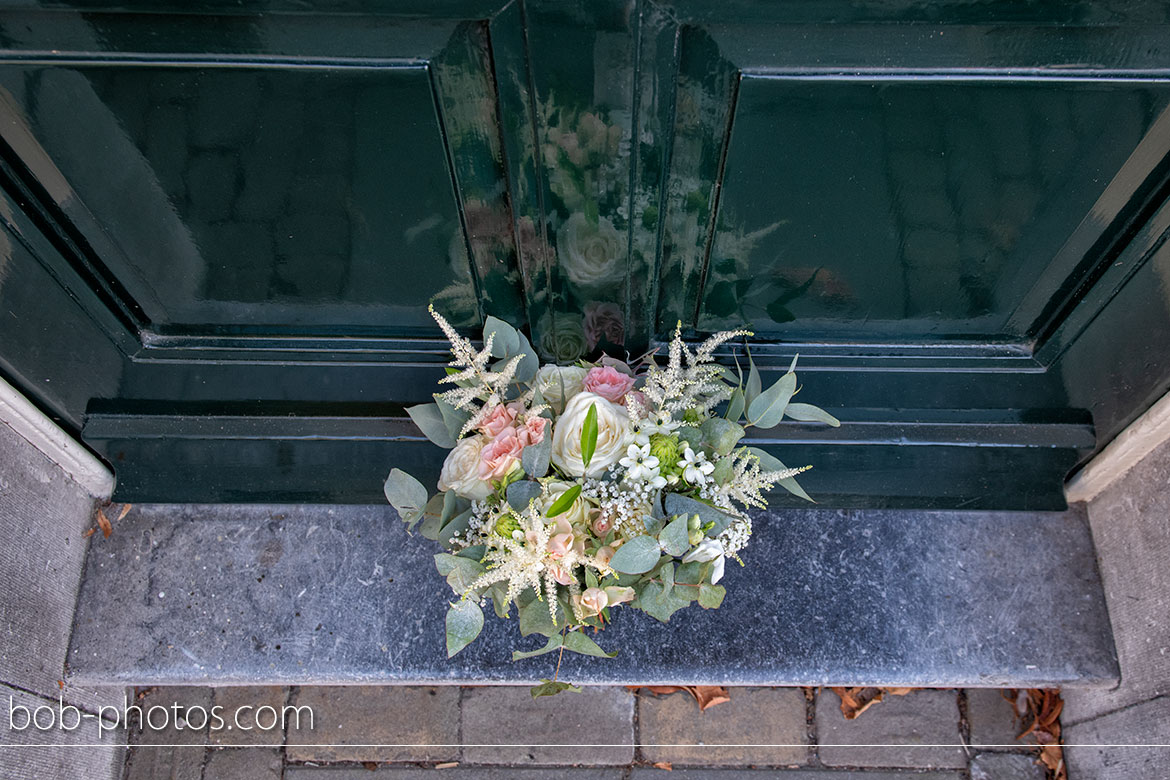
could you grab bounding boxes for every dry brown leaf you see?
[652,762,672,770]
[89,503,131,539]
[1005,689,1066,780]
[361,761,379,771]
[626,685,730,712]
[829,687,916,719]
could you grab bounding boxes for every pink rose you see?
[517,415,548,447]
[478,429,523,481]
[546,518,576,560]
[480,403,518,438]
[547,560,576,586]
[595,545,615,567]
[591,509,614,537]
[583,366,636,404]
[584,301,624,350]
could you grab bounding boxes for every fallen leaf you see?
[625,685,730,712]
[361,761,378,771]
[829,687,915,719]
[1005,689,1067,780]
[652,761,673,770]
[435,763,459,769]
[90,503,131,539]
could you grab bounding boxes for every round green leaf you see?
[608,535,662,574]
[445,599,484,658]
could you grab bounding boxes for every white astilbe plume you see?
[719,449,810,509]
[641,322,751,415]
[464,499,611,625]
[429,305,524,437]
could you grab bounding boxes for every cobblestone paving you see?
[124,686,1051,779]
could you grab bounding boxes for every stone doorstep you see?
[66,504,1118,688]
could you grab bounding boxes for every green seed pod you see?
[494,513,521,538]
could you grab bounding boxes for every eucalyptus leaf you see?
[698,583,726,609]
[455,544,486,561]
[636,580,691,622]
[563,631,618,658]
[512,634,562,661]
[530,679,582,698]
[747,447,814,502]
[434,553,485,594]
[435,396,471,439]
[676,426,703,450]
[608,535,662,574]
[519,595,569,637]
[384,469,428,531]
[486,582,511,618]
[659,560,675,596]
[663,493,734,537]
[513,331,540,383]
[746,353,762,405]
[783,402,841,427]
[700,417,744,456]
[506,480,543,512]
[658,516,691,558]
[406,403,457,448]
[725,387,745,421]
[546,484,581,518]
[747,371,796,429]
[580,403,598,470]
[445,599,483,657]
[418,493,446,540]
[710,456,733,486]
[521,435,552,477]
[438,508,473,550]
[483,315,521,358]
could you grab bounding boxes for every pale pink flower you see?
[575,587,609,618]
[547,560,576,586]
[477,429,523,481]
[479,403,518,438]
[547,518,574,560]
[583,365,636,404]
[591,509,614,537]
[517,415,548,447]
[595,545,615,567]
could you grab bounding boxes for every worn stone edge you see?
[1066,388,1170,504]
[0,374,113,499]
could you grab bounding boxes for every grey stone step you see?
[66,504,1118,687]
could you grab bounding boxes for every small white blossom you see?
[679,446,714,485]
[619,443,660,482]
[682,538,726,584]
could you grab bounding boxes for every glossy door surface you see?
[0,0,1168,506]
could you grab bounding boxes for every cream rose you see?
[544,480,589,527]
[437,435,493,500]
[536,365,587,414]
[557,213,625,289]
[550,392,634,478]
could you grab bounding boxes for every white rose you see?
[544,480,589,527]
[557,213,625,289]
[437,435,492,500]
[536,365,588,414]
[550,392,634,478]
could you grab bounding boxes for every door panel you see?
[696,78,1170,341]
[0,1,1168,507]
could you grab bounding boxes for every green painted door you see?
[1,1,1169,507]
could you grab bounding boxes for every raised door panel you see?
[0,8,525,350]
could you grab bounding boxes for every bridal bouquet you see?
[385,307,838,695]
